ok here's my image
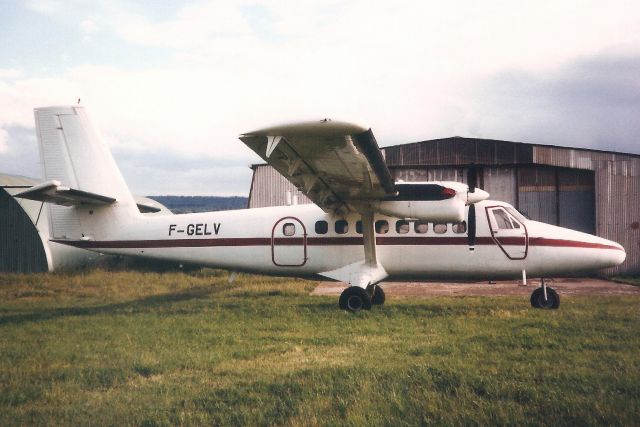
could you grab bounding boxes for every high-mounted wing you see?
[240,120,396,213]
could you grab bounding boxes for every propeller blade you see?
[468,204,476,251]
[467,165,477,193]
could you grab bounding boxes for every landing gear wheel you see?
[530,287,560,309]
[339,286,372,312]
[371,285,385,305]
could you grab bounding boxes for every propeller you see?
[468,204,476,250]
[467,165,477,251]
[468,164,477,193]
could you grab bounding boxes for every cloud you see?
[0,126,41,178]
[3,1,640,196]
[462,52,640,153]
[111,144,252,196]
[0,128,9,153]
[80,18,99,34]
[0,68,23,79]
[116,2,251,49]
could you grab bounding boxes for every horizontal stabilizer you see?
[136,202,162,213]
[320,261,388,288]
[15,180,116,207]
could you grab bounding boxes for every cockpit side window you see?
[506,206,528,223]
[493,208,514,229]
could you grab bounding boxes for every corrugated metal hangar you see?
[248,137,640,275]
[1,173,172,273]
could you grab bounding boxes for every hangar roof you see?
[381,136,640,170]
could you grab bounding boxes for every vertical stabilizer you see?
[34,106,139,239]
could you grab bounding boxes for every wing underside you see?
[240,121,395,213]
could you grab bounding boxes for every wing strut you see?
[319,209,387,288]
[361,210,377,266]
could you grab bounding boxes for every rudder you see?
[34,106,139,240]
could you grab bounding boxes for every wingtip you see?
[241,119,369,138]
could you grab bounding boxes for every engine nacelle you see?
[372,198,466,222]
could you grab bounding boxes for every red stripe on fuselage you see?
[51,236,623,251]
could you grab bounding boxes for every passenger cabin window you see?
[433,223,447,234]
[396,220,410,234]
[493,209,514,229]
[452,221,467,234]
[414,221,428,234]
[283,223,296,236]
[335,220,349,234]
[356,220,363,234]
[315,220,328,234]
[375,220,389,234]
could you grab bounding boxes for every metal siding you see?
[0,188,48,272]
[558,190,595,233]
[595,160,640,275]
[383,138,533,167]
[247,165,311,208]
[517,167,558,225]
[519,191,558,225]
[558,169,595,234]
[483,167,517,206]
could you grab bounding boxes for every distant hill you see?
[148,196,248,214]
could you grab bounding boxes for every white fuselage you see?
[58,200,625,280]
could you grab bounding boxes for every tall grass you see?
[0,270,638,426]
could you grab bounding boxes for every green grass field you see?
[0,270,639,426]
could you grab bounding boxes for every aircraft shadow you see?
[0,284,234,326]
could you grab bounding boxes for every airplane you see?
[16,106,626,312]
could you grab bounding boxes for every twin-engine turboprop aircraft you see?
[17,106,626,311]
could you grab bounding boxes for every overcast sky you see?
[1,0,639,196]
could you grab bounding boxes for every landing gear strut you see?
[339,286,372,312]
[530,278,560,309]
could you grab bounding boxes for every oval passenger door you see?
[271,217,307,267]
[486,206,528,260]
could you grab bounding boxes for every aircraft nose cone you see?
[594,236,626,268]
[609,240,626,266]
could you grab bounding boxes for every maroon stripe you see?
[51,236,622,251]
[51,238,271,249]
[530,238,621,250]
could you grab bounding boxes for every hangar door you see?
[517,167,595,234]
[0,189,48,272]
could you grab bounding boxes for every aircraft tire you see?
[371,285,385,305]
[530,287,560,309]
[339,286,372,312]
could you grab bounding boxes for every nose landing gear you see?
[530,278,560,309]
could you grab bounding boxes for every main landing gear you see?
[530,278,560,309]
[339,285,385,312]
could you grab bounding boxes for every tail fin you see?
[34,106,139,240]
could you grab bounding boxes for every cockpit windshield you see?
[505,206,528,223]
